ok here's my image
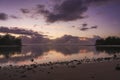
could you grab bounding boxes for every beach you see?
[0,59,120,80]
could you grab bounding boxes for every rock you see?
[115,64,120,71]
[31,59,34,62]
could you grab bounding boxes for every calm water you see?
[0,45,120,66]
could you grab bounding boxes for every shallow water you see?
[0,45,120,66]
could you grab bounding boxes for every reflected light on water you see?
[0,46,119,66]
[10,52,32,58]
[0,55,4,59]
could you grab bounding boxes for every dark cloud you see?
[85,0,109,4]
[27,0,111,23]
[80,27,89,31]
[91,25,98,29]
[46,0,87,22]
[82,23,88,27]
[71,23,98,31]
[0,13,20,20]
[31,4,51,19]
[20,0,117,23]
[20,5,50,19]
[80,25,98,31]
[0,26,44,37]
[0,13,8,20]
[36,4,50,15]
[20,8,30,14]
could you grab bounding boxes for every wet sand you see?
[0,59,120,80]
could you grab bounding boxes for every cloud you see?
[46,0,88,22]
[71,23,98,31]
[20,0,112,23]
[80,27,89,31]
[53,35,81,43]
[91,25,98,29]
[0,12,21,20]
[20,8,30,14]
[0,26,44,37]
[0,13,8,20]
[82,23,88,27]
[46,0,113,23]
[36,4,50,15]
[53,34,98,45]
[19,0,118,23]
[79,25,98,31]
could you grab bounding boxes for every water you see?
[0,45,120,66]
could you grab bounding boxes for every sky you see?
[0,0,120,39]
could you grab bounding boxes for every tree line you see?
[96,36,120,45]
[0,34,21,45]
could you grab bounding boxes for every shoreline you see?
[0,44,120,47]
[0,45,21,47]
[0,59,120,80]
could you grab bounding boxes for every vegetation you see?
[96,36,120,45]
[0,34,21,45]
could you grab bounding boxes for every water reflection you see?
[96,46,120,54]
[52,45,96,55]
[0,45,120,66]
[0,47,21,58]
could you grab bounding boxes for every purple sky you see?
[0,0,120,39]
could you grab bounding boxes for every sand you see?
[0,60,120,80]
